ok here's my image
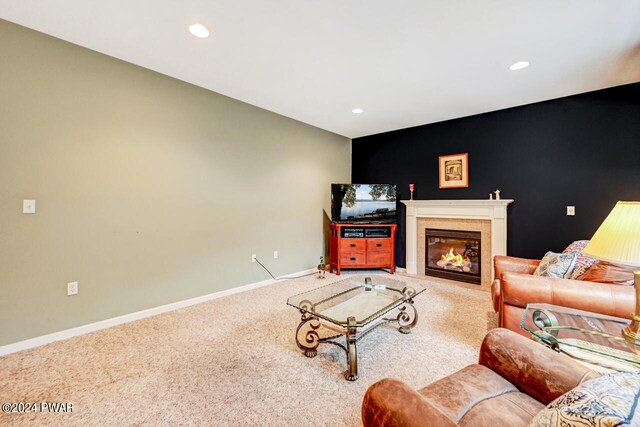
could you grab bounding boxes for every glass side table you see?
[520,304,640,372]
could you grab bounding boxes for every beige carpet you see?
[0,272,495,426]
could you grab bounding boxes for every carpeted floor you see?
[0,272,495,426]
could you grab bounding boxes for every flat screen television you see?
[331,184,397,223]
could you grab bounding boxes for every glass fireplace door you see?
[425,228,481,284]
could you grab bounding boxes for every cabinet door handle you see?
[350,244,356,247]
[376,243,382,247]
[350,257,356,261]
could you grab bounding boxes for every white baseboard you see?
[0,268,316,357]
[395,266,406,273]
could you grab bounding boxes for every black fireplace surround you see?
[425,228,481,285]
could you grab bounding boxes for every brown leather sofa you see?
[362,328,599,427]
[492,255,635,335]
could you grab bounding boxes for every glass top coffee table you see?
[287,275,425,381]
[521,303,640,372]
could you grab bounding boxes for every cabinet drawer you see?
[367,239,392,252]
[341,252,366,265]
[340,239,366,252]
[367,251,392,265]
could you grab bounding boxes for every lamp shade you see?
[583,201,640,267]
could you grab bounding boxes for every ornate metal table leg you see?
[532,309,559,338]
[397,300,418,334]
[345,316,358,381]
[296,309,321,358]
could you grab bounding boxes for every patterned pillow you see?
[534,251,578,279]
[563,240,597,280]
[528,371,640,427]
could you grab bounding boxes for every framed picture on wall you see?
[439,153,468,189]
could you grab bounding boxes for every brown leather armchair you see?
[492,255,635,335]
[362,328,599,427]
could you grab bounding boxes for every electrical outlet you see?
[252,254,257,263]
[567,206,575,216]
[274,250,278,259]
[23,199,36,214]
[67,281,78,296]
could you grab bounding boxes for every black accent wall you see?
[352,83,640,267]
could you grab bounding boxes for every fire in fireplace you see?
[425,228,481,285]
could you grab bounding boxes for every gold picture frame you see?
[439,153,469,189]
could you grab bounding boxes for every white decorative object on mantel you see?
[401,199,514,279]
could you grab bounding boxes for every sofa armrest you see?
[479,328,598,405]
[494,256,540,280]
[501,272,635,319]
[491,279,501,312]
[362,378,457,427]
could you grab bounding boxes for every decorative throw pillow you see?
[563,240,597,280]
[534,251,578,279]
[577,261,635,286]
[528,371,640,427]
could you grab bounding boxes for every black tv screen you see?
[331,184,397,223]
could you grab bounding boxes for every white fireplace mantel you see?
[401,199,514,277]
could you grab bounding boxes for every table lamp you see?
[583,201,640,344]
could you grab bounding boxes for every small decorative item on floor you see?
[409,183,414,200]
[317,256,327,278]
[494,189,501,200]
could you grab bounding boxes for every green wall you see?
[0,19,351,346]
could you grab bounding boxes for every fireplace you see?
[425,228,481,285]
[402,199,512,288]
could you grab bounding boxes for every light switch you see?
[67,281,78,296]
[567,206,575,216]
[23,200,36,214]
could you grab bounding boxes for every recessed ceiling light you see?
[188,24,210,38]
[352,108,364,114]
[509,61,530,71]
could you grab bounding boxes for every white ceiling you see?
[2,1,640,138]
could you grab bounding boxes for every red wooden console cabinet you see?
[329,223,397,275]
